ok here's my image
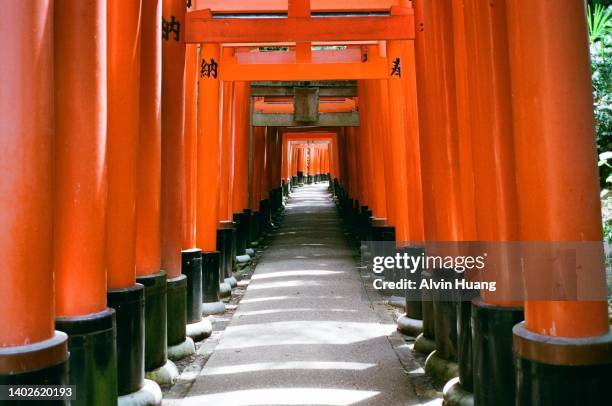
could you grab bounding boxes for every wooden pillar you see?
[162,0,192,359]
[106,0,149,395]
[414,0,465,373]
[161,0,186,280]
[506,1,612,402]
[106,0,141,291]
[183,43,198,249]
[197,44,222,253]
[361,78,387,220]
[251,127,266,211]
[231,81,250,213]
[385,40,413,245]
[53,0,117,400]
[0,0,69,385]
[218,79,235,222]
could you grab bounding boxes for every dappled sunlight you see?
[216,320,397,350]
[182,388,380,406]
[235,308,358,317]
[247,280,323,290]
[240,295,345,304]
[200,361,376,376]
[252,270,344,280]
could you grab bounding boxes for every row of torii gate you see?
[1,0,611,406]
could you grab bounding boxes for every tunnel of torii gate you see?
[1,0,611,405]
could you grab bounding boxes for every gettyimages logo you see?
[372,251,487,274]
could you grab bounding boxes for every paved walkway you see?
[181,183,420,405]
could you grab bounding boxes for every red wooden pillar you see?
[372,78,395,224]
[231,81,250,214]
[183,43,199,250]
[136,0,162,287]
[415,0,466,373]
[162,0,192,359]
[198,43,226,316]
[53,0,117,400]
[346,127,360,206]
[297,145,306,182]
[251,127,266,211]
[385,40,413,245]
[197,44,222,253]
[412,0,438,352]
[291,145,299,180]
[136,0,174,381]
[506,1,612,401]
[0,0,69,385]
[360,79,387,221]
[106,0,152,396]
[231,81,251,256]
[440,0,524,402]
[218,79,235,223]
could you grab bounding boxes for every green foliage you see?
[589,3,612,240]
[590,4,612,190]
[588,3,612,42]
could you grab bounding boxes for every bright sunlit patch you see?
[200,361,376,376]
[247,280,322,290]
[181,388,379,406]
[239,295,345,304]
[252,270,343,280]
[216,320,397,350]
[239,296,290,303]
[235,308,358,317]
[407,367,425,375]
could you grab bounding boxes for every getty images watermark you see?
[363,241,612,302]
[371,250,497,293]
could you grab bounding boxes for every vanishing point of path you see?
[181,183,421,405]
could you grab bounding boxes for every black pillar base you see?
[456,300,473,394]
[202,251,221,303]
[56,308,118,406]
[421,271,436,343]
[182,249,203,324]
[242,209,252,246]
[402,246,423,319]
[513,322,612,406]
[221,221,235,280]
[251,212,261,242]
[431,268,458,363]
[471,298,523,405]
[166,275,187,347]
[233,212,247,256]
[0,332,69,406]
[136,271,167,372]
[107,284,145,395]
[216,225,230,284]
[259,199,271,231]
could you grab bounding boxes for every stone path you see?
[179,183,423,405]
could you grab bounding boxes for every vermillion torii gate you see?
[1,1,611,406]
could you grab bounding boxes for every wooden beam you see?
[251,85,357,97]
[185,10,414,43]
[194,0,398,14]
[221,60,388,81]
[253,111,359,126]
[235,48,362,64]
[288,0,310,18]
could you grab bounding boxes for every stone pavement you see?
[177,183,427,405]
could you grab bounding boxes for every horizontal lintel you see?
[253,112,360,127]
[186,13,414,43]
